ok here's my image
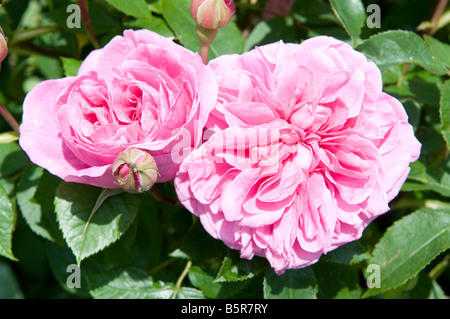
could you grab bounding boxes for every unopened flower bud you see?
[113,149,159,194]
[190,0,236,30]
[0,27,7,64]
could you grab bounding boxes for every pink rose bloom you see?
[175,36,421,274]
[19,29,217,188]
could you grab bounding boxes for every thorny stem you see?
[430,0,449,35]
[200,44,210,65]
[196,26,218,65]
[148,187,180,206]
[77,0,100,49]
[428,254,449,281]
[171,260,192,299]
[0,100,20,134]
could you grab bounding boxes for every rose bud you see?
[190,0,236,30]
[0,27,7,64]
[113,148,159,194]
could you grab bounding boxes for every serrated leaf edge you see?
[363,208,450,298]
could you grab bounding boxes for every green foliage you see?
[0,0,448,300]
[329,0,366,46]
[364,208,450,297]
[0,185,17,261]
[54,183,140,265]
[264,268,318,299]
[161,0,244,60]
[357,30,447,75]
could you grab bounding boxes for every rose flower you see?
[175,36,421,274]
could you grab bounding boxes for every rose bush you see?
[19,29,217,188]
[175,36,422,273]
[1,0,448,301]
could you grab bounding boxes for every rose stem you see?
[200,44,210,65]
[77,0,100,49]
[171,260,192,299]
[0,101,20,134]
[148,187,180,206]
[424,0,449,35]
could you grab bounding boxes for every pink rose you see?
[19,29,217,188]
[175,36,421,274]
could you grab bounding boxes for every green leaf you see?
[440,79,450,146]
[130,194,164,270]
[16,166,63,243]
[87,267,174,299]
[188,265,248,298]
[357,30,447,75]
[263,267,318,299]
[0,142,28,177]
[401,159,450,198]
[161,0,244,60]
[169,218,227,261]
[329,0,366,46]
[0,185,17,261]
[89,222,137,271]
[54,183,140,265]
[105,0,152,18]
[321,241,371,265]
[0,260,23,298]
[45,242,92,297]
[423,35,450,71]
[313,261,363,299]
[363,208,450,297]
[60,57,82,77]
[214,250,268,282]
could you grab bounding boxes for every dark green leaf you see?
[215,250,268,282]
[329,0,365,46]
[321,241,370,265]
[54,183,140,265]
[89,222,137,271]
[45,242,92,297]
[0,260,23,298]
[87,267,174,299]
[16,165,63,243]
[313,261,363,298]
[0,142,28,177]
[423,35,450,71]
[263,267,318,299]
[188,265,247,298]
[363,208,450,297]
[357,30,447,75]
[169,219,227,261]
[131,194,164,270]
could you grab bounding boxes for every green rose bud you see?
[113,148,159,194]
[190,0,236,30]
